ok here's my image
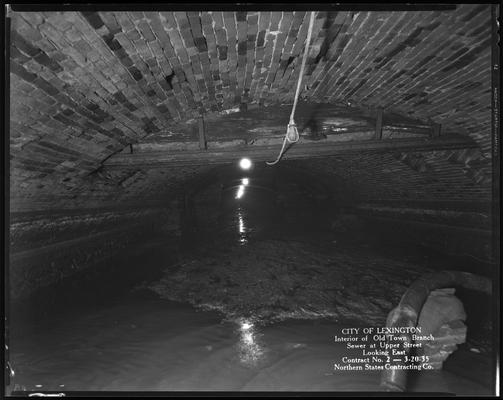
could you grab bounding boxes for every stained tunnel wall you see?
[9,6,494,211]
[9,150,496,300]
[7,5,497,300]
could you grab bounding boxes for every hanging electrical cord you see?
[267,11,316,166]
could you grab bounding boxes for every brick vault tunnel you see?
[6,5,498,395]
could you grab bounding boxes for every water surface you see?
[9,294,492,394]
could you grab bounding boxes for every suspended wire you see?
[266,11,316,166]
[266,135,289,167]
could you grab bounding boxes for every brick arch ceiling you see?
[9,5,493,211]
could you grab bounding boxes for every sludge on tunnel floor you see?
[146,238,424,325]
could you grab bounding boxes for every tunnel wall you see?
[299,150,492,203]
[295,156,494,263]
[353,204,493,262]
[9,205,180,300]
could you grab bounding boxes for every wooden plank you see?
[375,107,383,139]
[103,134,477,168]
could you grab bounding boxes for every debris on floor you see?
[145,239,427,325]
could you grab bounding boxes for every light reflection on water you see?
[8,298,492,393]
[237,319,266,367]
[235,185,245,199]
[237,209,248,245]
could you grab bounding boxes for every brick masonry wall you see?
[10,206,177,250]
[296,149,492,204]
[10,163,212,212]
[8,6,494,212]
[9,206,180,300]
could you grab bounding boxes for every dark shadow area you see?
[7,164,496,395]
[9,234,179,334]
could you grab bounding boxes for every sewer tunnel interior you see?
[6,5,499,396]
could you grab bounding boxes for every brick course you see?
[9,7,494,212]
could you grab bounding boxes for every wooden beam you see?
[103,134,477,168]
[198,116,207,150]
[375,107,383,139]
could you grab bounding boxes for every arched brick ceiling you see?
[9,5,494,212]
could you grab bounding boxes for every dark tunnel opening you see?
[180,164,337,249]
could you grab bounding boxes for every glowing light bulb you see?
[242,178,249,185]
[239,158,252,170]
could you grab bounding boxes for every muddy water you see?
[7,184,494,394]
[8,295,491,394]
